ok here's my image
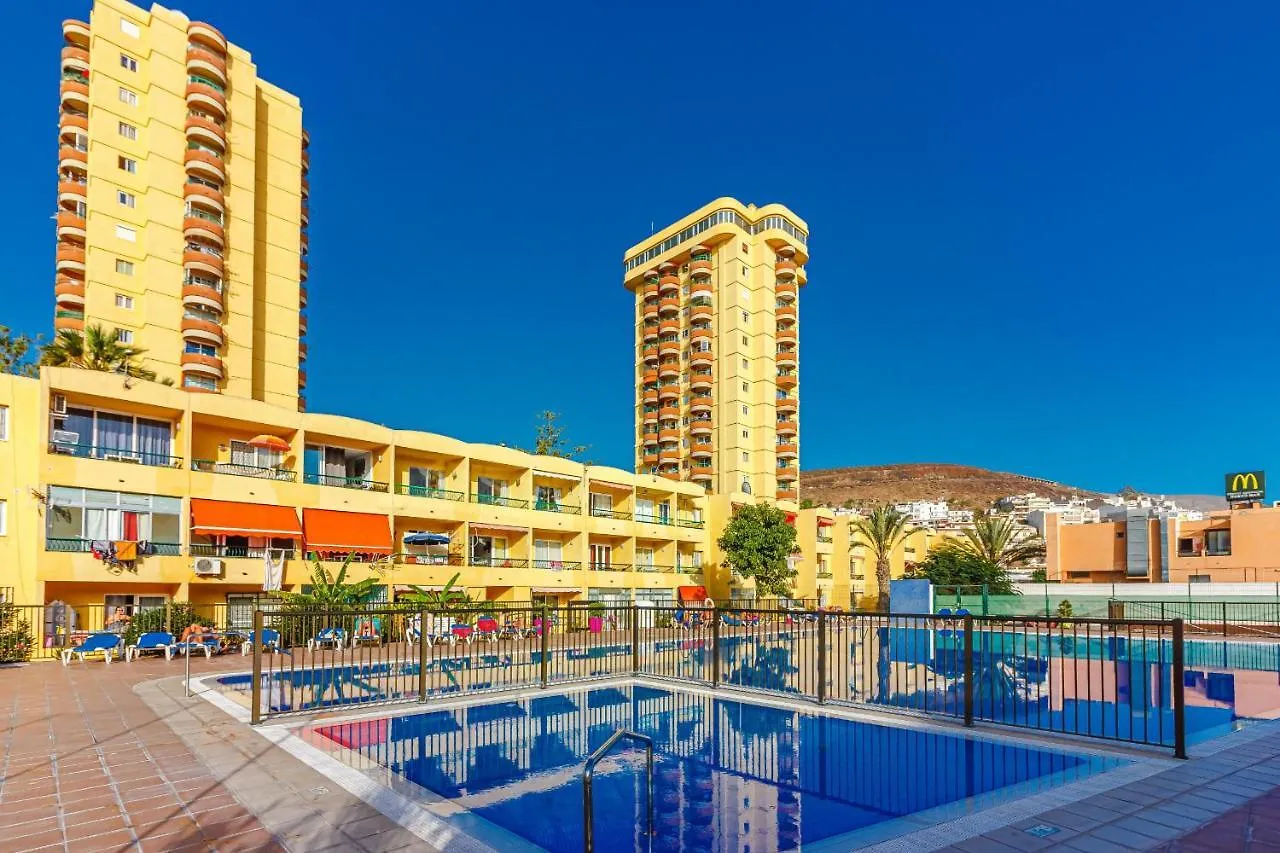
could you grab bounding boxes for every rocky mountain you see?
[799,463,1097,509]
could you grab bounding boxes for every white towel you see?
[263,549,284,592]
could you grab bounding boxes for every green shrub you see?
[124,602,199,648]
[0,602,35,663]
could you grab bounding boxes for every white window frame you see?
[115,224,136,242]
[119,157,137,174]
[0,500,6,535]
[118,122,137,140]
[115,259,134,275]
[117,190,135,208]
[115,329,134,344]
[115,293,134,310]
[118,87,138,107]
[0,405,8,441]
[120,19,140,37]
[120,53,137,72]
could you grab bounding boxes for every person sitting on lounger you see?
[179,622,209,643]
[105,606,132,632]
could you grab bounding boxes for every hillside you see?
[800,463,1097,509]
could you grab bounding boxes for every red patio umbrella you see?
[248,435,290,452]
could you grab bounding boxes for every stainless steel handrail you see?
[582,728,654,852]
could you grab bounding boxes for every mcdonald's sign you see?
[1225,471,1265,503]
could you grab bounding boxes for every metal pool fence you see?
[1112,599,1280,638]
[246,606,1188,757]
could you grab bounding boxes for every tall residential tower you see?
[624,199,808,502]
[55,0,309,409]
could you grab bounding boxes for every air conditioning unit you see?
[52,394,67,415]
[193,558,224,577]
[51,429,79,448]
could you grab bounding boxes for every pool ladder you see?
[582,728,655,852]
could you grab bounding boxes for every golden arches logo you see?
[1231,473,1260,492]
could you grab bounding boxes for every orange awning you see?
[190,499,301,538]
[302,509,393,554]
[678,585,709,603]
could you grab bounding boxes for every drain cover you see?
[1025,825,1060,838]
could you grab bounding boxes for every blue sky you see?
[11,1,1280,495]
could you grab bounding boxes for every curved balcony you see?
[183,214,224,246]
[182,282,224,312]
[659,469,681,481]
[60,78,89,112]
[776,420,798,436]
[185,147,226,184]
[658,427,681,442]
[56,211,86,241]
[181,316,224,346]
[181,352,224,379]
[642,449,659,465]
[776,348,797,367]
[183,246,224,277]
[777,396,798,413]
[186,80,227,117]
[775,259,797,279]
[642,277,659,299]
[302,148,310,175]
[658,274,680,294]
[641,346,658,365]
[690,349,713,367]
[658,341,680,359]
[642,369,658,385]
[301,203,310,227]
[691,444,713,459]
[58,179,87,207]
[55,277,85,307]
[300,258,309,282]
[777,441,798,458]
[59,146,88,175]
[301,176,310,200]
[690,326,712,343]
[658,297,680,316]
[63,19,90,47]
[658,405,680,421]
[55,312,84,332]
[689,395,713,413]
[690,420,712,436]
[300,231,309,255]
[658,447,680,463]
[641,324,658,343]
[658,361,679,379]
[299,341,309,360]
[689,259,712,278]
[299,369,307,389]
[642,408,658,428]
[777,373,798,389]
[184,181,224,212]
[186,46,227,86]
[642,300,658,321]
[302,127,311,149]
[55,243,85,274]
[61,46,90,73]
[776,328,797,344]
[185,113,226,149]
[59,117,88,151]
[776,280,797,301]
[657,385,678,402]
[642,388,658,405]
[299,314,308,335]
[188,21,228,54]
[690,302,713,321]
[777,488,798,501]
[658,319,680,335]
[689,372,713,391]
[776,304,797,323]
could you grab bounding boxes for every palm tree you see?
[279,554,379,605]
[850,505,915,608]
[40,324,156,380]
[953,515,1045,571]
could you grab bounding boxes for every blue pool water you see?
[309,684,1119,852]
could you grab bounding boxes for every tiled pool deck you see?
[2,656,1278,852]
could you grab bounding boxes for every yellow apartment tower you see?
[54,0,309,410]
[624,199,808,502]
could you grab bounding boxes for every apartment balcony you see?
[659,468,681,481]
[690,419,712,436]
[658,297,680,317]
[181,352,224,379]
[299,369,307,389]
[658,426,680,442]
[690,444,712,459]
[183,244,224,277]
[641,323,658,343]
[658,405,680,421]
[301,473,389,492]
[657,384,678,402]
[643,277,659,300]
[658,274,680,294]
[689,372,712,391]
[302,148,310,175]
[188,21,228,54]
[185,112,226,149]
[47,439,183,469]
[191,459,296,481]
[776,441,798,458]
[777,396,798,413]
[299,314,308,335]
[777,372,797,389]
[689,349,713,367]
[301,203,310,227]
[54,277,85,308]
[60,77,89,112]
[301,176,310,200]
[658,361,679,379]
[299,341,308,361]
[641,345,658,365]
[62,19,90,46]
[55,243,85,275]
[61,45,90,72]
[186,79,227,117]
[181,316,224,347]
[642,368,658,385]
[777,464,798,480]
[658,447,680,464]
[59,111,87,144]
[690,465,714,482]
[690,301,713,321]
[471,493,529,509]
[642,448,659,465]
[58,177,87,206]
[690,326,711,343]
[299,285,308,309]
[54,310,84,332]
[658,342,680,361]
[642,387,658,405]
[689,394,712,413]
[185,147,226,184]
[186,46,227,87]
[775,259,797,280]
[300,258,309,282]
[777,328,797,345]
[776,419,797,436]
[776,348,797,368]
[777,487,798,501]
[776,304,797,323]
[642,409,657,426]
[302,128,311,149]
[689,252,712,278]
[185,180,225,212]
[59,144,88,172]
[183,212,224,246]
[182,281,224,312]
[642,300,658,321]
[56,211,86,241]
[776,280,798,301]
[395,483,465,501]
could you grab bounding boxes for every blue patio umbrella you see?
[403,532,449,546]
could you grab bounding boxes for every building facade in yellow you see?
[624,199,807,502]
[54,0,307,410]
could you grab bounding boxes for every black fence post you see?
[539,605,550,688]
[631,605,640,675]
[962,613,975,727]
[816,612,828,704]
[250,609,263,726]
[417,608,428,702]
[710,608,720,688]
[1223,601,1229,637]
[1172,617,1188,759]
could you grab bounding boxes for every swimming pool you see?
[303,683,1121,852]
